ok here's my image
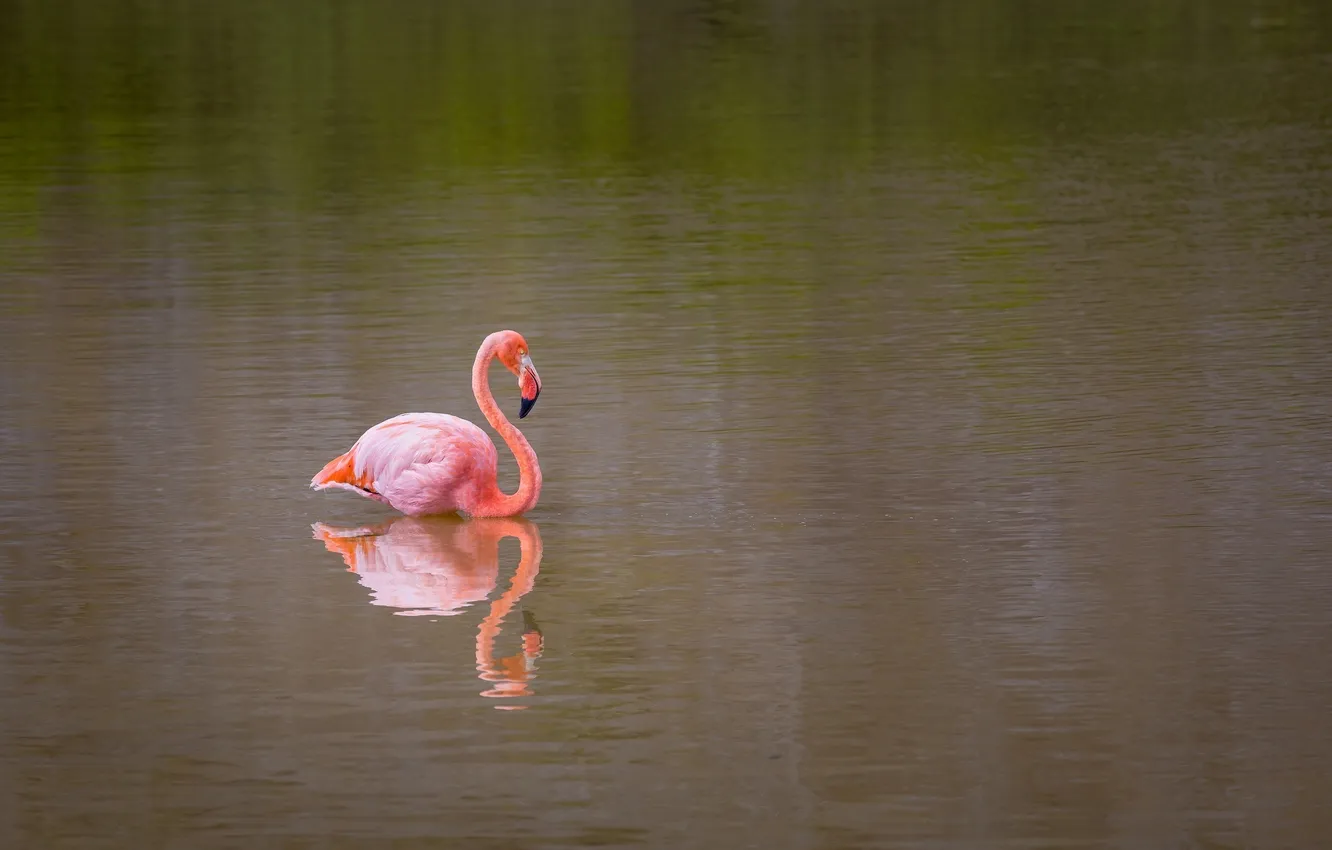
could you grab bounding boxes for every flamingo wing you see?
[311,413,498,516]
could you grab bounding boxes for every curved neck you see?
[470,335,542,517]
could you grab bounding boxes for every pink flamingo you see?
[311,330,543,517]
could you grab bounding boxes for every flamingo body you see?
[311,330,543,518]
[312,413,499,517]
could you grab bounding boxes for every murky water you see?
[3,2,1332,847]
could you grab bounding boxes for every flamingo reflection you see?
[312,516,544,707]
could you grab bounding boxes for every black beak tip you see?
[520,395,537,419]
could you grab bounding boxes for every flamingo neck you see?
[470,335,542,517]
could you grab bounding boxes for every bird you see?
[311,330,543,517]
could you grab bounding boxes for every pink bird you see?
[311,330,543,517]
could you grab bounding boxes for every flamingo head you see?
[494,330,542,419]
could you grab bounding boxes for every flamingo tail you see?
[311,450,358,489]
[310,450,390,504]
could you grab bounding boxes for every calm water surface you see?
[2,2,1331,848]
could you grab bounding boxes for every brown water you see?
[3,2,1332,847]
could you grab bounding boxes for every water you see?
[2,1,1331,847]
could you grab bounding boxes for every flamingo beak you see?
[518,353,541,419]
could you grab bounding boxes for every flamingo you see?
[311,330,542,517]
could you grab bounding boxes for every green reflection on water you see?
[2,0,1329,213]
